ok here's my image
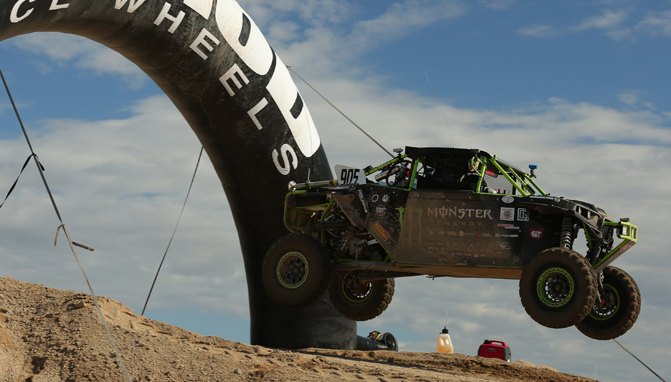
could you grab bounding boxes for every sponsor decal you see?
[427,206,493,220]
[501,195,515,204]
[499,233,519,238]
[500,207,515,221]
[517,208,529,222]
[530,229,544,239]
[375,205,386,216]
[371,222,391,242]
[497,223,520,230]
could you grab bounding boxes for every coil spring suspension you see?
[560,216,575,248]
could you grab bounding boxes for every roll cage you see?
[369,146,547,197]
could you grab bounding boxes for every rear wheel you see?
[519,247,597,328]
[576,266,640,340]
[329,272,394,321]
[261,234,329,306]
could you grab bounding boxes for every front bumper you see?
[594,219,638,273]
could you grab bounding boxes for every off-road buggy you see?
[262,147,640,340]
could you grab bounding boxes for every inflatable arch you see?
[0,0,355,349]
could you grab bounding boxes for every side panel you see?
[394,191,525,267]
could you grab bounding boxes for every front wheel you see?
[261,234,329,306]
[519,247,597,329]
[329,272,394,321]
[576,266,641,340]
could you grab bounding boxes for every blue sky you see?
[1,1,670,381]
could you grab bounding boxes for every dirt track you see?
[0,277,594,381]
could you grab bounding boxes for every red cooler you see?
[477,339,511,362]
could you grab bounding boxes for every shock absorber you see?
[560,216,575,249]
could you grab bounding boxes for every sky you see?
[1,0,670,381]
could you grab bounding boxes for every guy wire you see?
[142,146,204,315]
[1,69,133,382]
[287,66,394,158]
[613,339,666,382]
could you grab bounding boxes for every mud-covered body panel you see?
[364,190,567,268]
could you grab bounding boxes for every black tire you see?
[329,272,394,321]
[576,266,640,340]
[519,247,598,329]
[382,332,398,351]
[261,234,329,306]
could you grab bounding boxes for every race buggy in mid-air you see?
[262,147,640,340]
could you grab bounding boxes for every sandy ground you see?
[0,277,594,382]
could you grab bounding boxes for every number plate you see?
[334,165,365,185]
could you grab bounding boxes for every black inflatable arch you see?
[0,0,355,349]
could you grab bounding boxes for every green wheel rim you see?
[341,274,372,304]
[536,267,575,308]
[276,251,309,289]
[589,284,620,321]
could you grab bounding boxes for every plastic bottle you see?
[436,326,454,353]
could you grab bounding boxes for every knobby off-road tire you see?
[329,273,394,321]
[519,247,598,329]
[262,234,330,306]
[576,266,641,340]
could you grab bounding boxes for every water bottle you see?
[436,327,454,353]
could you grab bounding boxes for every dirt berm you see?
[0,277,593,381]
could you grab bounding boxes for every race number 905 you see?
[334,165,365,185]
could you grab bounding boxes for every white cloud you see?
[519,9,632,40]
[517,24,558,38]
[247,0,468,75]
[352,0,467,47]
[636,9,671,37]
[618,91,656,110]
[479,0,517,11]
[518,7,671,42]
[573,9,628,31]
[8,33,146,87]
[242,0,354,27]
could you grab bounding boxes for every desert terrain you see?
[0,277,594,381]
